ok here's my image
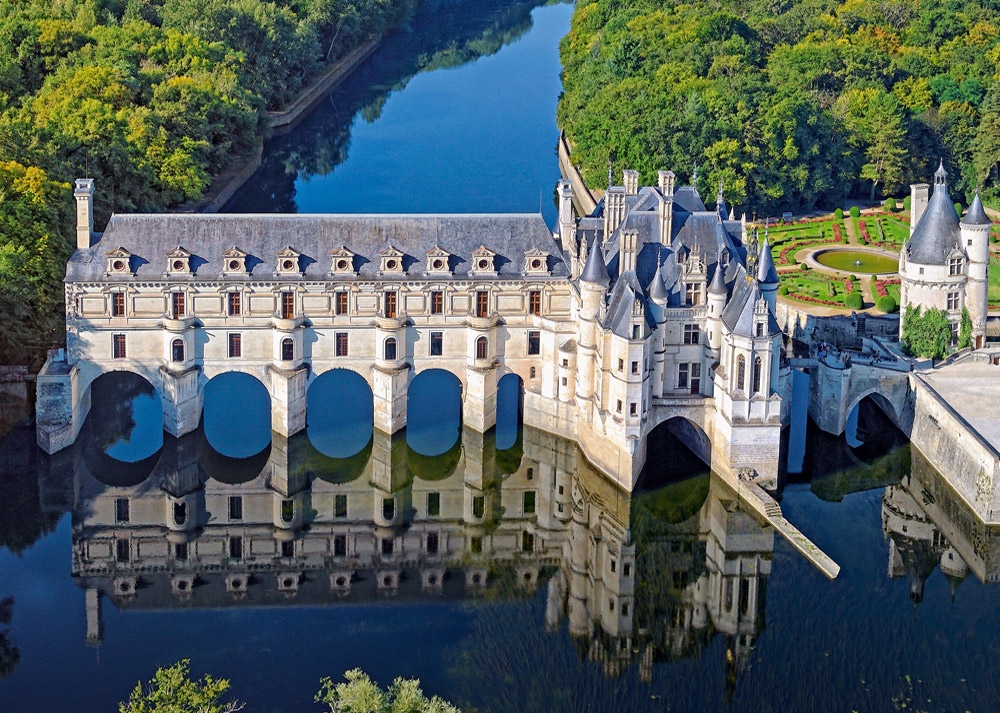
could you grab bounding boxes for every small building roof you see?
[961,193,991,226]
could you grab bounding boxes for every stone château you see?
[37,171,789,488]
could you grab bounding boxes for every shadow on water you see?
[222,0,563,215]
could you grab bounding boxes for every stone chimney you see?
[557,180,576,256]
[623,169,639,196]
[657,170,675,197]
[604,186,627,239]
[74,178,95,250]
[910,183,929,235]
[621,229,638,273]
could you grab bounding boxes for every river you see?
[3,1,1000,711]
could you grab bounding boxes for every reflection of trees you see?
[0,427,60,555]
[224,0,549,212]
[87,373,156,452]
[0,596,18,680]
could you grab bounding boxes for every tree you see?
[315,669,462,713]
[958,306,973,349]
[857,92,907,200]
[902,306,952,359]
[119,660,244,713]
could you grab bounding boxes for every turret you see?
[577,235,608,402]
[74,178,95,250]
[756,238,779,314]
[648,258,670,396]
[961,192,991,347]
[707,262,727,352]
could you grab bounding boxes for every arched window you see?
[752,356,763,394]
[476,336,488,360]
[281,338,294,362]
[171,339,184,363]
[384,337,397,361]
[173,502,187,526]
[736,355,746,391]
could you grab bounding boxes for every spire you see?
[756,238,778,285]
[691,162,699,193]
[717,180,728,221]
[580,233,610,286]
[709,261,727,296]
[962,191,991,225]
[934,159,947,186]
[729,206,736,221]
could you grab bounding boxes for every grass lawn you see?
[989,256,1000,306]
[782,272,850,306]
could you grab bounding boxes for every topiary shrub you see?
[884,197,896,211]
[845,291,864,310]
[834,207,844,220]
[903,195,911,211]
[877,295,897,313]
[955,202,963,217]
[850,274,858,282]
[849,205,861,218]
[800,263,809,270]
[779,285,789,295]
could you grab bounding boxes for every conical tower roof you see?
[907,162,961,265]
[580,233,610,286]
[756,238,779,285]
[962,192,991,226]
[708,261,727,296]
[648,258,670,304]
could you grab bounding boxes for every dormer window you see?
[426,246,452,275]
[222,246,247,276]
[471,246,496,276]
[276,246,301,276]
[330,246,356,275]
[949,256,964,276]
[523,247,549,275]
[166,246,191,275]
[380,245,405,274]
[676,246,689,263]
[106,247,132,275]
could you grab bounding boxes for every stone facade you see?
[38,173,788,488]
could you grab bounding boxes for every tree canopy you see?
[558,0,1000,213]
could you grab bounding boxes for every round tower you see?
[756,238,779,314]
[961,192,991,348]
[577,234,609,402]
[648,256,670,396]
[707,261,727,352]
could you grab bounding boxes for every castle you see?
[900,162,991,347]
[37,170,789,488]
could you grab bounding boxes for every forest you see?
[558,0,1000,214]
[0,0,417,363]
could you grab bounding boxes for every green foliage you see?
[903,195,912,211]
[834,207,844,220]
[884,197,896,211]
[119,660,241,713]
[558,0,1000,211]
[778,284,789,295]
[958,306,973,348]
[315,668,462,713]
[850,274,858,281]
[955,202,963,216]
[849,205,861,218]
[845,291,863,310]
[877,294,897,313]
[902,305,953,359]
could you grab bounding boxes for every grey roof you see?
[962,193,991,226]
[756,238,778,284]
[708,261,727,295]
[603,271,653,337]
[648,258,671,304]
[68,213,567,281]
[906,176,962,265]
[720,271,780,339]
[580,233,610,286]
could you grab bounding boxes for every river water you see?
[4,1,1000,711]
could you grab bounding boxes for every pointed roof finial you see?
[935,159,948,186]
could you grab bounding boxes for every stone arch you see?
[846,386,902,431]
[82,369,164,464]
[202,371,272,458]
[306,368,374,458]
[640,410,715,486]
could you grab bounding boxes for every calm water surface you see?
[4,0,1000,710]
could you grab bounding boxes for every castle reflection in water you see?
[58,421,771,686]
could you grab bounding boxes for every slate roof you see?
[68,213,567,281]
[962,193,991,226]
[720,269,780,338]
[756,238,779,285]
[580,232,610,285]
[906,170,962,266]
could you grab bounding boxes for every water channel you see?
[4,0,1000,710]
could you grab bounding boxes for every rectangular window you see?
[631,360,639,375]
[678,363,689,389]
[113,333,126,359]
[111,292,125,317]
[683,324,700,344]
[476,291,489,318]
[470,536,483,554]
[175,543,188,561]
[382,498,395,520]
[426,532,439,555]
[171,292,185,318]
[115,498,130,523]
[616,399,623,413]
[381,538,394,556]
[618,358,624,372]
[527,330,540,355]
[281,291,295,319]
[472,496,485,518]
[430,331,443,356]
[228,292,241,316]
[529,290,541,315]
[384,291,397,318]
[632,325,640,339]
[115,539,129,563]
[281,339,294,362]
[334,494,347,518]
[431,291,444,315]
[334,534,347,557]
[427,492,441,517]
[228,536,243,559]
[281,540,294,558]
[630,402,638,416]
[522,531,535,553]
[228,496,243,521]
[949,257,963,276]
[335,291,348,315]
[684,283,701,306]
[335,332,348,357]
[947,291,961,311]
[523,491,536,515]
[228,333,242,358]
[690,363,702,393]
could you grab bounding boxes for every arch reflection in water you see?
[495,373,523,451]
[85,371,163,462]
[406,370,462,455]
[66,422,778,693]
[306,369,374,458]
[202,372,271,458]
